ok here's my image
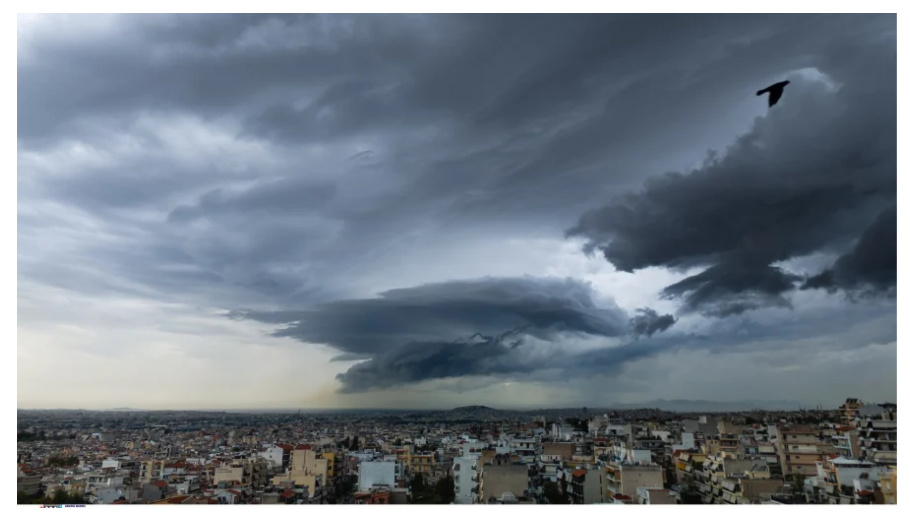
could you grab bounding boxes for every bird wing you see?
[768,88,783,107]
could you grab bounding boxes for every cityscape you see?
[17,11,898,511]
[16,398,897,505]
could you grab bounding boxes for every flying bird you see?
[756,80,790,107]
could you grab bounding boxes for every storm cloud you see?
[568,34,896,316]
[803,207,897,296]
[17,14,897,407]
[231,276,673,391]
[628,308,677,339]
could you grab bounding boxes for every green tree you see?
[410,473,433,503]
[793,473,806,493]
[435,475,455,504]
[542,481,569,504]
[17,491,44,504]
[52,489,68,504]
[47,456,79,467]
[679,490,702,504]
[411,473,426,492]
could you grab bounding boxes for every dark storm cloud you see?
[19,15,896,307]
[803,207,897,295]
[18,14,431,143]
[230,276,674,391]
[336,295,896,393]
[629,308,677,339]
[339,335,678,393]
[568,31,896,316]
[17,14,897,400]
[336,339,524,393]
[233,277,630,355]
[21,15,891,230]
[661,261,802,317]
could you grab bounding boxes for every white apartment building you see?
[358,461,396,492]
[453,455,480,504]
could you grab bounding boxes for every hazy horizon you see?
[17,396,896,413]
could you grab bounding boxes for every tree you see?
[351,436,360,451]
[17,489,85,505]
[17,491,43,504]
[410,473,433,503]
[51,489,70,504]
[47,456,79,467]
[410,473,453,504]
[679,490,702,504]
[793,473,806,494]
[411,473,426,492]
[542,480,569,504]
[435,475,455,504]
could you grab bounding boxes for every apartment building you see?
[673,450,707,485]
[541,442,575,463]
[854,406,897,465]
[357,460,395,493]
[812,456,888,505]
[481,462,529,504]
[602,461,664,502]
[407,452,436,475]
[830,427,861,459]
[839,398,865,423]
[566,469,601,504]
[139,460,166,483]
[879,467,896,504]
[212,464,243,486]
[453,456,480,504]
[636,487,676,504]
[776,425,835,480]
[720,477,783,504]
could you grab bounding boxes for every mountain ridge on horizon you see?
[450,399,808,413]
[19,398,836,414]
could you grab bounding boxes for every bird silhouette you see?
[756,80,790,107]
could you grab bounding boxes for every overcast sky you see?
[17,13,897,410]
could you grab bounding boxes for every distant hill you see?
[609,399,804,412]
[451,405,496,413]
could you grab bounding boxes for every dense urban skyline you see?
[18,14,896,410]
